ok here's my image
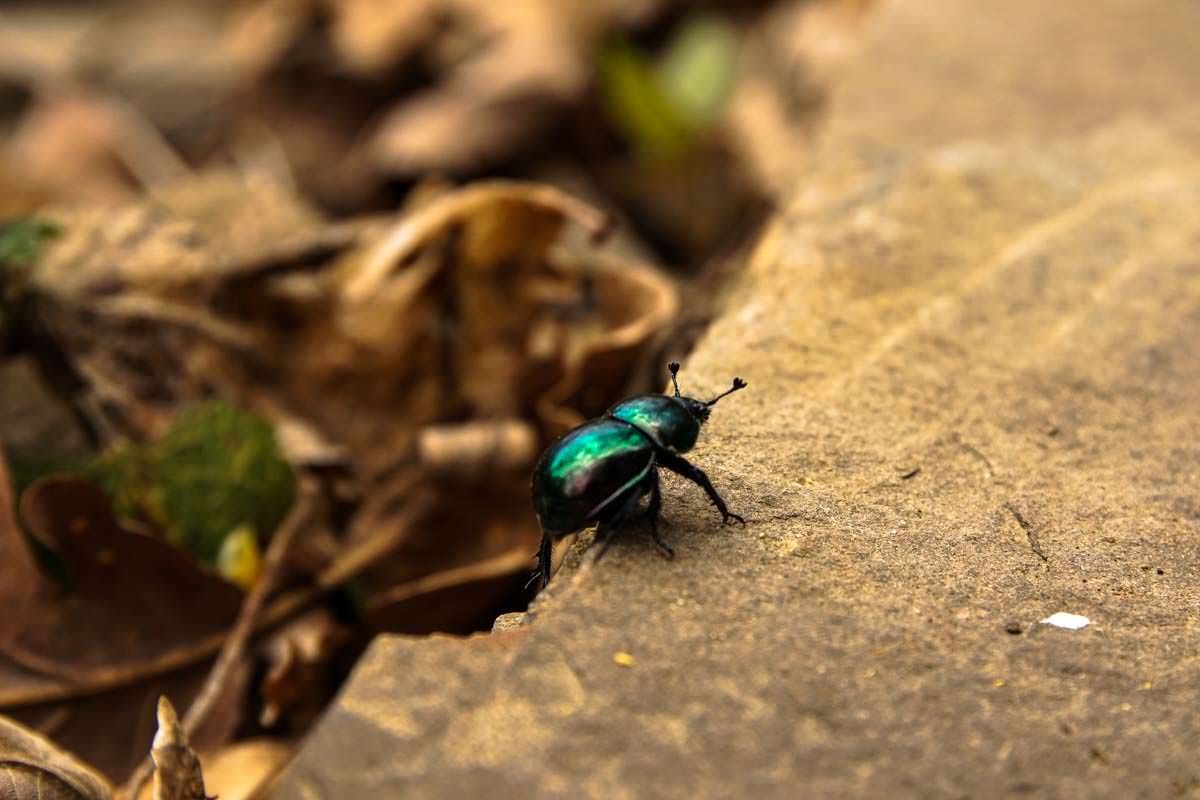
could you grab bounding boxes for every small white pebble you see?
[1040,612,1090,630]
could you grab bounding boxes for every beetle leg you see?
[657,451,746,526]
[645,471,674,560]
[592,522,618,563]
[592,485,646,564]
[533,531,555,588]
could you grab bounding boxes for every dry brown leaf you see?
[71,3,233,155]
[12,479,243,676]
[0,714,112,800]
[320,0,442,75]
[185,739,290,800]
[223,0,317,84]
[135,736,290,800]
[367,0,588,174]
[0,442,38,651]
[354,0,699,174]
[149,698,207,800]
[4,90,138,207]
[257,610,348,730]
[0,479,245,780]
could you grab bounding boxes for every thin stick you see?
[121,488,316,800]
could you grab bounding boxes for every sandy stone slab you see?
[278,0,1200,796]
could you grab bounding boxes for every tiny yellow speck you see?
[217,524,262,590]
[1140,681,1153,690]
[992,678,1006,688]
[613,651,636,668]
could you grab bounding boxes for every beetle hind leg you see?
[528,530,556,590]
[591,484,646,565]
[645,471,674,560]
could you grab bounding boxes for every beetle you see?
[530,362,747,589]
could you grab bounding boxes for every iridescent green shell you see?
[532,420,655,534]
[609,395,700,453]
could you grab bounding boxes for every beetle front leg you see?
[658,452,745,526]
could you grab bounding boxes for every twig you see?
[121,488,316,800]
[313,486,431,590]
[105,92,191,188]
[365,544,533,611]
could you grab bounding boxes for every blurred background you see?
[0,0,871,793]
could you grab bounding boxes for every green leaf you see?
[597,15,739,162]
[598,40,693,161]
[8,400,296,567]
[0,218,61,268]
[153,400,296,563]
[657,15,739,130]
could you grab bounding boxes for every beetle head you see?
[668,362,747,425]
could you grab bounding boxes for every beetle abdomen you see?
[610,395,700,453]
[532,420,654,534]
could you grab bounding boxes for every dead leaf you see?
[13,478,243,672]
[0,442,38,650]
[320,0,442,76]
[366,0,589,174]
[0,714,112,800]
[4,90,137,206]
[184,739,290,800]
[0,478,245,780]
[258,610,349,730]
[149,697,207,800]
[135,736,290,800]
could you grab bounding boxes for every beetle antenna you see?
[668,362,682,397]
[706,377,747,406]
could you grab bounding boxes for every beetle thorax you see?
[609,394,703,453]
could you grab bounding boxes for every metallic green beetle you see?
[530,362,746,589]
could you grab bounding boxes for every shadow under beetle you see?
[530,362,747,589]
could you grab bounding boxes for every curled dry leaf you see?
[149,698,208,800]
[0,715,112,800]
[257,610,349,730]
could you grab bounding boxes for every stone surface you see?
[278,0,1200,796]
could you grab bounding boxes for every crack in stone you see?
[1005,501,1048,561]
